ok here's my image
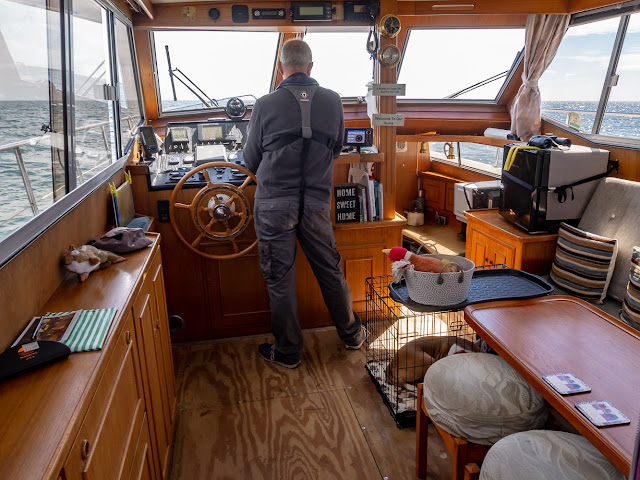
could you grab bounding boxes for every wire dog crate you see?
[365,275,477,428]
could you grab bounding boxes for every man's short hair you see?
[280,39,312,71]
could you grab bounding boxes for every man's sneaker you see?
[345,326,367,350]
[258,343,301,369]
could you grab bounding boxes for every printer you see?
[454,180,503,223]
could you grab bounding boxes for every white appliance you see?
[454,180,503,222]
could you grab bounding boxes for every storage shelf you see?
[397,135,511,148]
[335,152,384,165]
[334,214,406,230]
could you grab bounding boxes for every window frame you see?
[397,26,525,104]
[0,0,144,267]
[541,3,640,150]
[428,142,503,178]
[151,30,283,117]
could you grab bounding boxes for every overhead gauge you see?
[379,14,401,38]
[378,44,401,67]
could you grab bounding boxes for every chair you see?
[415,353,547,480]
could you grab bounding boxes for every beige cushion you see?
[422,353,547,445]
[480,430,625,480]
[579,177,640,301]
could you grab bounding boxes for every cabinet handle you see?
[81,439,90,459]
[126,330,131,344]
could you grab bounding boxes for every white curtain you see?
[510,14,570,141]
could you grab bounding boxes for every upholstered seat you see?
[479,430,626,480]
[422,353,547,445]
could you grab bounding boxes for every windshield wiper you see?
[165,45,219,107]
[445,70,508,99]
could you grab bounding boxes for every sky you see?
[1,0,639,105]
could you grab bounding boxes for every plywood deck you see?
[169,328,453,479]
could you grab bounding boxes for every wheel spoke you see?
[202,169,213,187]
[238,176,252,192]
[192,232,206,248]
[225,193,239,207]
[230,239,240,253]
[174,202,192,210]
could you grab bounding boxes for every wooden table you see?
[464,296,640,477]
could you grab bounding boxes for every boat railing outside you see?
[0,116,137,217]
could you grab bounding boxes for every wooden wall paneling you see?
[400,13,527,27]
[0,169,124,352]
[133,29,158,121]
[395,142,425,214]
[376,0,398,220]
[541,120,640,182]
[397,0,569,16]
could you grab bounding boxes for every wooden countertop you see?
[464,209,559,243]
[0,234,160,480]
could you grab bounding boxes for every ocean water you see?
[1,100,639,241]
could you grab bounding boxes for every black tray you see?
[388,268,555,313]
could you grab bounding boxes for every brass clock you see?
[379,14,401,38]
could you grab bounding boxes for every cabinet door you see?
[469,229,515,268]
[133,279,170,480]
[64,312,145,480]
[341,243,386,312]
[149,250,176,449]
[424,178,445,211]
[128,414,155,480]
[445,182,456,213]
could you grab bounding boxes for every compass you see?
[379,14,401,38]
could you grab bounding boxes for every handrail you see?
[0,116,137,218]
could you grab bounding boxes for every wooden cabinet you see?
[420,171,462,222]
[465,209,558,275]
[63,312,147,480]
[133,247,176,480]
[128,414,155,480]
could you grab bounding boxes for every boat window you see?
[302,32,373,98]
[115,18,143,152]
[153,31,280,114]
[398,28,525,100]
[72,0,117,186]
[540,11,640,143]
[0,0,141,256]
[429,142,502,176]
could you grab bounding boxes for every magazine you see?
[32,311,81,342]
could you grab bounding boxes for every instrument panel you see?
[148,119,250,190]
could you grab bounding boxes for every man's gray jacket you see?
[243,73,344,203]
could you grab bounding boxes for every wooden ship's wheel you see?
[169,161,257,260]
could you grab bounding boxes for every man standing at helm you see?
[244,39,366,369]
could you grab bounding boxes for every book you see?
[542,372,591,395]
[575,400,630,427]
[11,316,43,348]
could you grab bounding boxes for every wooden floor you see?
[168,327,453,480]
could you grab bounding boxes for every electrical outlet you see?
[435,213,448,226]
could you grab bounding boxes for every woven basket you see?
[403,254,475,306]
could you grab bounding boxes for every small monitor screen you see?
[299,5,324,15]
[346,129,367,144]
[170,127,189,142]
[140,126,155,144]
[201,125,224,141]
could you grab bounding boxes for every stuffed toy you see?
[382,246,459,273]
[62,244,126,282]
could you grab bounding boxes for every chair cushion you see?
[422,353,547,445]
[579,177,640,301]
[549,222,618,304]
[479,430,625,480]
[621,246,640,331]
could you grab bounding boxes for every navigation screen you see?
[346,129,367,144]
[170,128,189,142]
[201,125,224,141]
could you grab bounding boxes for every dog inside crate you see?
[366,301,479,423]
